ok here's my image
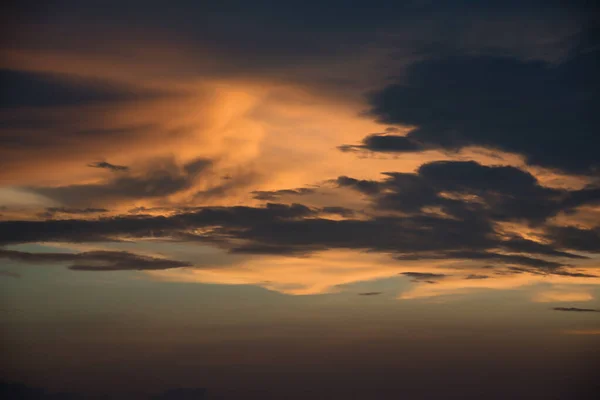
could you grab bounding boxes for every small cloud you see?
[358,291,382,296]
[401,272,447,282]
[339,133,425,154]
[465,274,489,280]
[88,161,129,171]
[552,307,600,312]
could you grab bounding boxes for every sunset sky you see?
[1,1,599,399]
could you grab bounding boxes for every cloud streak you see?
[0,249,191,271]
[88,161,129,172]
[552,307,600,313]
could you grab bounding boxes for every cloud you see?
[38,207,109,219]
[0,68,162,109]
[252,188,316,201]
[546,226,600,253]
[532,290,593,303]
[0,249,191,271]
[396,251,569,269]
[550,270,598,278]
[358,291,382,296]
[336,160,600,225]
[0,194,592,276]
[552,307,600,312]
[465,274,489,280]
[2,1,585,83]
[88,161,129,172]
[338,133,425,153]
[401,272,447,282]
[333,161,600,238]
[347,35,599,174]
[2,158,598,283]
[320,206,355,218]
[0,203,316,245]
[0,76,252,187]
[45,207,109,214]
[339,134,424,153]
[32,158,213,207]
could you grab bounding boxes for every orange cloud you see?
[532,290,593,303]
[143,248,600,299]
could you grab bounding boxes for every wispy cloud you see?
[532,291,593,303]
[552,307,600,313]
[0,249,191,271]
[88,161,129,172]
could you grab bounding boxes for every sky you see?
[1,1,599,399]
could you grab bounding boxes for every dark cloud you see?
[45,207,109,214]
[0,119,161,183]
[401,272,447,282]
[339,134,425,153]
[0,122,154,150]
[358,292,382,296]
[1,0,587,114]
[498,237,586,260]
[252,188,316,201]
[38,207,109,219]
[337,160,600,226]
[194,175,259,202]
[334,176,382,196]
[228,243,311,256]
[546,226,600,253]
[550,270,598,278]
[230,214,495,257]
[1,156,597,274]
[348,33,599,174]
[0,69,161,109]
[552,307,600,312]
[320,206,355,218]
[465,274,489,280]
[32,158,213,207]
[0,201,580,274]
[0,203,316,245]
[506,266,548,276]
[32,158,258,208]
[397,250,568,270]
[0,249,191,271]
[88,161,129,172]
